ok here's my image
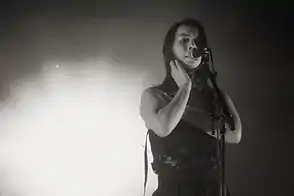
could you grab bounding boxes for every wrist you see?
[180,81,192,89]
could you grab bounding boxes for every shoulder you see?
[141,86,171,104]
[140,87,159,105]
[140,86,171,117]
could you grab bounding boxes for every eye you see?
[181,37,189,44]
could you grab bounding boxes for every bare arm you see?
[141,87,214,134]
[140,83,192,137]
[181,106,213,132]
[140,60,193,137]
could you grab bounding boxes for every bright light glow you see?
[0,58,157,196]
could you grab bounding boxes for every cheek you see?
[172,43,185,59]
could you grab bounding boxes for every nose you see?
[188,40,197,51]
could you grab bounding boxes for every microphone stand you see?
[203,49,235,196]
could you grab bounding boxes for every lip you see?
[185,56,200,60]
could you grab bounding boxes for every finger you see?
[174,60,179,67]
[170,60,178,70]
[174,60,184,73]
[175,60,183,71]
[174,60,183,70]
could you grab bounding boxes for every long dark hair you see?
[158,18,210,94]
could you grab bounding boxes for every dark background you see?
[0,0,293,196]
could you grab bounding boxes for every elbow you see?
[236,127,242,143]
[225,126,242,144]
[231,117,242,144]
[157,132,169,138]
[235,120,242,143]
[157,124,172,137]
[233,133,242,144]
[155,126,168,137]
[149,121,171,138]
[227,135,241,144]
[231,127,242,144]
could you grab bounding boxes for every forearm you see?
[157,83,192,136]
[181,106,213,133]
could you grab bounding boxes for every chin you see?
[184,61,201,70]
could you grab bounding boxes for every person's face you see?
[172,25,202,70]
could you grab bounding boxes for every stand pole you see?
[213,89,227,196]
[205,49,235,196]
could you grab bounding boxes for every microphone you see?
[191,47,210,58]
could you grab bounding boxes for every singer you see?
[140,18,242,196]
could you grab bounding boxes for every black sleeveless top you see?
[149,64,217,171]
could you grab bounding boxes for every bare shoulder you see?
[141,86,170,104]
[140,86,170,116]
[140,87,169,134]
